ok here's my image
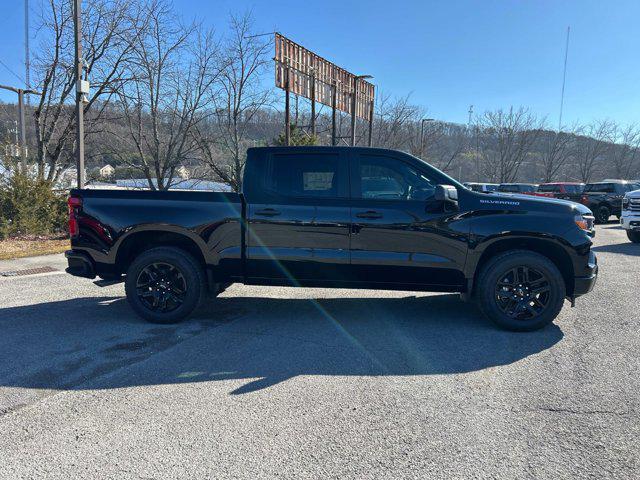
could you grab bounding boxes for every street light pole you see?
[74,0,85,188]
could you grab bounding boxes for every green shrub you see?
[0,173,67,239]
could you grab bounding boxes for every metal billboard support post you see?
[350,77,358,146]
[310,71,316,137]
[284,64,290,146]
[74,0,85,188]
[331,82,337,146]
[367,99,374,147]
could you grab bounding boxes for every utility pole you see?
[0,84,41,172]
[74,0,86,187]
[24,0,30,105]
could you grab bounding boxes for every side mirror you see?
[434,184,458,202]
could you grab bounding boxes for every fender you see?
[110,224,214,265]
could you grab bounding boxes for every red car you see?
[534,182,585,200]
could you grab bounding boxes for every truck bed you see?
[69,188,244,277]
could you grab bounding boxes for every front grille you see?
[629,199,640,212]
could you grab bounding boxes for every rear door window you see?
[266,152,346,198]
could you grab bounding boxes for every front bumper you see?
[573,250,598,297]
[65,250,96,279]
[620,215,640,230]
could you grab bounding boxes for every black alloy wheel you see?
[125,247,205,323]
[494,266,550,321]
[476,250,565,331]
[136,262,187,313]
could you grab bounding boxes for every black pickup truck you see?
[66,146,598,331]
[577,181,640,224]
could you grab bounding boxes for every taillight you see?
[580,195,589,205]
[68,196,82,238]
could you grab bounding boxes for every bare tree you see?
[413,122,469,173]
[32,0,139,182]
[574,120,614,182]
[195,13,271,192]
[372,93,423,150]
[110,1,221,190]
[539,125,578,183]
[474,107,543,182]
[610,123,640,179]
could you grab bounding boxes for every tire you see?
[627,230,640,243]
[595,205,610,224]
[476,250,565,332]
[124,247,205,323]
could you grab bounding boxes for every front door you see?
[348,152,467,289]
[246,149,351,284]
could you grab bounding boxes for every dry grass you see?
[0,237,70,260]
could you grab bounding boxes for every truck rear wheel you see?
[124,247,205,323]
[627,231,640,243]
[476,250,565,331]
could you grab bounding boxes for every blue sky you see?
[1,0,639,127]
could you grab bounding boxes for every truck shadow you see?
[592,242,640,256]
[0,293,563,396]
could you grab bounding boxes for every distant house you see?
[176,165,190,180]
[99,164,115,178]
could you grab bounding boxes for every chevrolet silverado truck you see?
[621,188,640,242]
[579,181,640,224]
[66,146,598,331]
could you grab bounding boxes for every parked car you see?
[65,146,597,332]
[534,182,585,200]
[497,183,539,194]
[579,180,640,224]
[463,182,499,193]
[621,188,640,242]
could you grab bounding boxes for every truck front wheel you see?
[627,230,640,243]
[476,250,565,331]
[595,205,610,224]
[124,247,205,323]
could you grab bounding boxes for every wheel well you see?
[472,238,575,296]
[115,231,207,274]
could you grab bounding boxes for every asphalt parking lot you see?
[0,224,638,479]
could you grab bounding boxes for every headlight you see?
[623,197,629,210]
[575,214,594,231]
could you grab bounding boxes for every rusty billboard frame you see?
[274,33,375,146]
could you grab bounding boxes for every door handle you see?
[355,210,383,219]
[255,208,281,217]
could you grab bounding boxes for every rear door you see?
[246,149,351,283]
[348,151,467,289]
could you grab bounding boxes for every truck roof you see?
[247,146,404,155]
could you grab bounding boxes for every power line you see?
[0,59,27,85]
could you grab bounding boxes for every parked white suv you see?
[621,189,640,243]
